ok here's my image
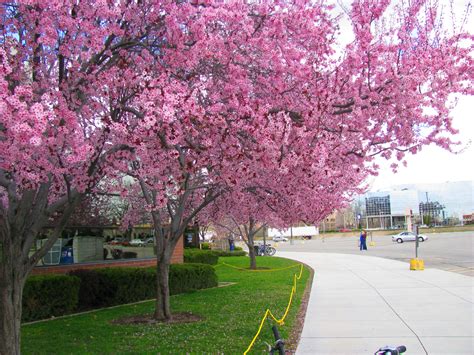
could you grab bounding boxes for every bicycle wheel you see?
[266,246,276,256]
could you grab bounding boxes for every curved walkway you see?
[278,252,474,355]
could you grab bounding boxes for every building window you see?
[365,195,391,216]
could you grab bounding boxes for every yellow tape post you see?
[243,264,304,355]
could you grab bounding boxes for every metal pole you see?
[415,224,419,258]
[290,226,293,245]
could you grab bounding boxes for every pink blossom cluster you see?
[1,0,472,230]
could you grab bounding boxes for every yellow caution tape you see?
[243,264,304,354]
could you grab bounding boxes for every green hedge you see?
[170,263,218,294]
[200,242,211,250]
[69,268,155,309]
[184,249,219,265]
[23,274,81,322]
[70,263,217,310]
[22,264,217,322]
[211,250,247,257]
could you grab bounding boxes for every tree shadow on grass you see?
[110,312,204,325]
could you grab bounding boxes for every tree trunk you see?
[247,233,257,270]
[0,184,80,355]
[153,225,175,321]
[154,252,172,321]
[0,264,25,355]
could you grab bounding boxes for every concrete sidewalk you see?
[278,252,474,355]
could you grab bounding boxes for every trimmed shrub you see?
[123,251,137,259]
[69,268,155,309]
[70,263,217,310]
[200,242,211,250]
[23,274,80,322]
[170,263,218,295]
[211,250,247,257]
[184,249,219,265]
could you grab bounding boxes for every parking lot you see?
[274,231,474,277]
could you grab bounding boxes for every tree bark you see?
[154,246,173,321]
[0,258,25,355]
[246,232,257,270]
[0,182,81,354]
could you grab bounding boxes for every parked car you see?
[109,238,125,245]
[145,237,155,245]
[129,239,145,247]
[272,236,289,242]
[391,232,428,243]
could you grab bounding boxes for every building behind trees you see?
[320,181,473,231]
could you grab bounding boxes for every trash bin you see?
[59,246,74,264]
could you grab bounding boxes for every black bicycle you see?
[257,243,276,256]
[265,325,285,355]
[265,325,405,354]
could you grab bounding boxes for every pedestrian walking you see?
[359,230,367,250]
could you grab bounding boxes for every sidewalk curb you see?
[286,261,315,354]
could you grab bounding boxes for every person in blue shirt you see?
[360,230,367,250]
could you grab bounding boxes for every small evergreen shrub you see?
[184,249,219,265]
[200,242,211,250]
[170,263,218,294]
[122,251,137,259]
[211,250,247,257]
[69,268,155,309]
[23,274,80,322]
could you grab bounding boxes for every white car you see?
[129,239,145,247]
[391,232,428,243]
[272,236,289,242]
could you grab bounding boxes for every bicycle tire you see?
[266,246,276,256]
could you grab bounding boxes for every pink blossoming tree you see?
[0,1,183,353]
[201,138,367,269]
[1,0,472,353]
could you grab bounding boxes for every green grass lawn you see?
[22,256,310,354]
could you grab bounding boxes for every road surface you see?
[273,231,474,277]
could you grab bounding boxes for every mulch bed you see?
[111,312,204,325]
